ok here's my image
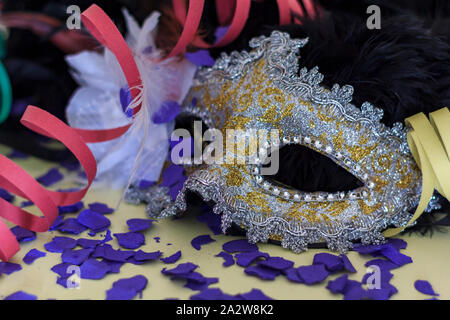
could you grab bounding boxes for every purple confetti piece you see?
[20,201,34,208]
[59,161,80,172]
[388,238,408,250]
[366,284,397,300]
[23,249,46,265]
[235,251,269,267]
[10,226,36,243]
[191,235,216,250]
[184,274,218,291]
[58,201,84,214]
[49,216,64,231]
[0,262,22,275]
[326,274,350,294]
[4,291,37,300]
[161,164,185,188]
[44,236,77,253]
[133,250,162,262]
[215,251,235,267]
[415,280,439,296]
[223,239,258,253]
[126,218,154,233]
[258,256,294,271]
[197,207,222,235]
[214,26,229,43]
[92,244,135,262]
[152,101,181,124]
[343,286,368,300]
[37,168,63,187]
[106,275,148,300]
[80,258,111,280]
[185,50,215,67]
[313,253,344,272]
[77,209,111,232]
[119,86,133,118]
[58,218,88,235]
[340,254,357,273]
[362,268,394,285]
[61,248,94,265]
[77,238,103,249]
[244,265,281,281]
[114,232,145,250]
[284,267,304,283]
[138,180,155,189]
[88,202,114,215]
[169,180,185,201]
[297,264,330,285]
[0,188,14,202]
[103,260,124,274]
[380,246,412,266]
[365,258,399,271]
[8,149,29,159]
[162,263,198,276]
[238,289,273,300]
[154,237,161,243]
[161,251,182,264]
[56,275,79,289]
[353,243,388,255]
[190,288,237,300]
[102,229,113,243]
[51,263,73,277]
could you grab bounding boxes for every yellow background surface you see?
[0,145,448,300]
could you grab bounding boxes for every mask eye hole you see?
[262,144,363,193]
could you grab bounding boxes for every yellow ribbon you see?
[383,107,450,237]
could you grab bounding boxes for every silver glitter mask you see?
[158,31,426,253]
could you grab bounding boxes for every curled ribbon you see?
[0,1,319,261]
[0,4,143,261]
[384,107,450,237]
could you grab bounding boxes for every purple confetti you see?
[77,209,111,232]
[51,263,73,277]
[0,262,22,275]
[297,264,330,285]
[197,206,222,235]
[92,244,135,262]
[80,258,111,280]
[106,275,148,300]
[235,251,269,267]
[340,254,357,273]
[133,250,162,262]
[326,274,350,294]
[20,200,34,208]
[154,237,161,243]
[183,272,219,291]
[49,216,64,231]
[380,246,412,266]
[23,249,46,265]
[59,161,80,172]
[58,201,84,214]
[191,235,216,250]
[37,168,63,187]
[161,251,182,264]
[215,251,235,267]
[161,164,184,188]
[103,260,124,274]
[190,288,237,300]
[414,280,439,296]
[353,243,388,255]
[8,149,29,159]
[44,236,77,253]
[258,256,294,271]
[58,218,88,235]
[238,289,273,300]
[387,238,408,250]
[185,50,215,67]
[152,101,181,124]
[244,265,281,281]
[169,180,185,201]
[284,267,304,283]
[114,232,145,249]
[88,202,114,215]
[162,263,198,276]
[61,248,94,265]
[313,253,344,272]
[223,239,258,253]
[77,238,103,249]
[10,226,36,243]
[365,258,399,271]
[119,86,133,118]
[138,180,155,189]
[4,291,37,300]
[126,218,154,233]
[0,188,14,202]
